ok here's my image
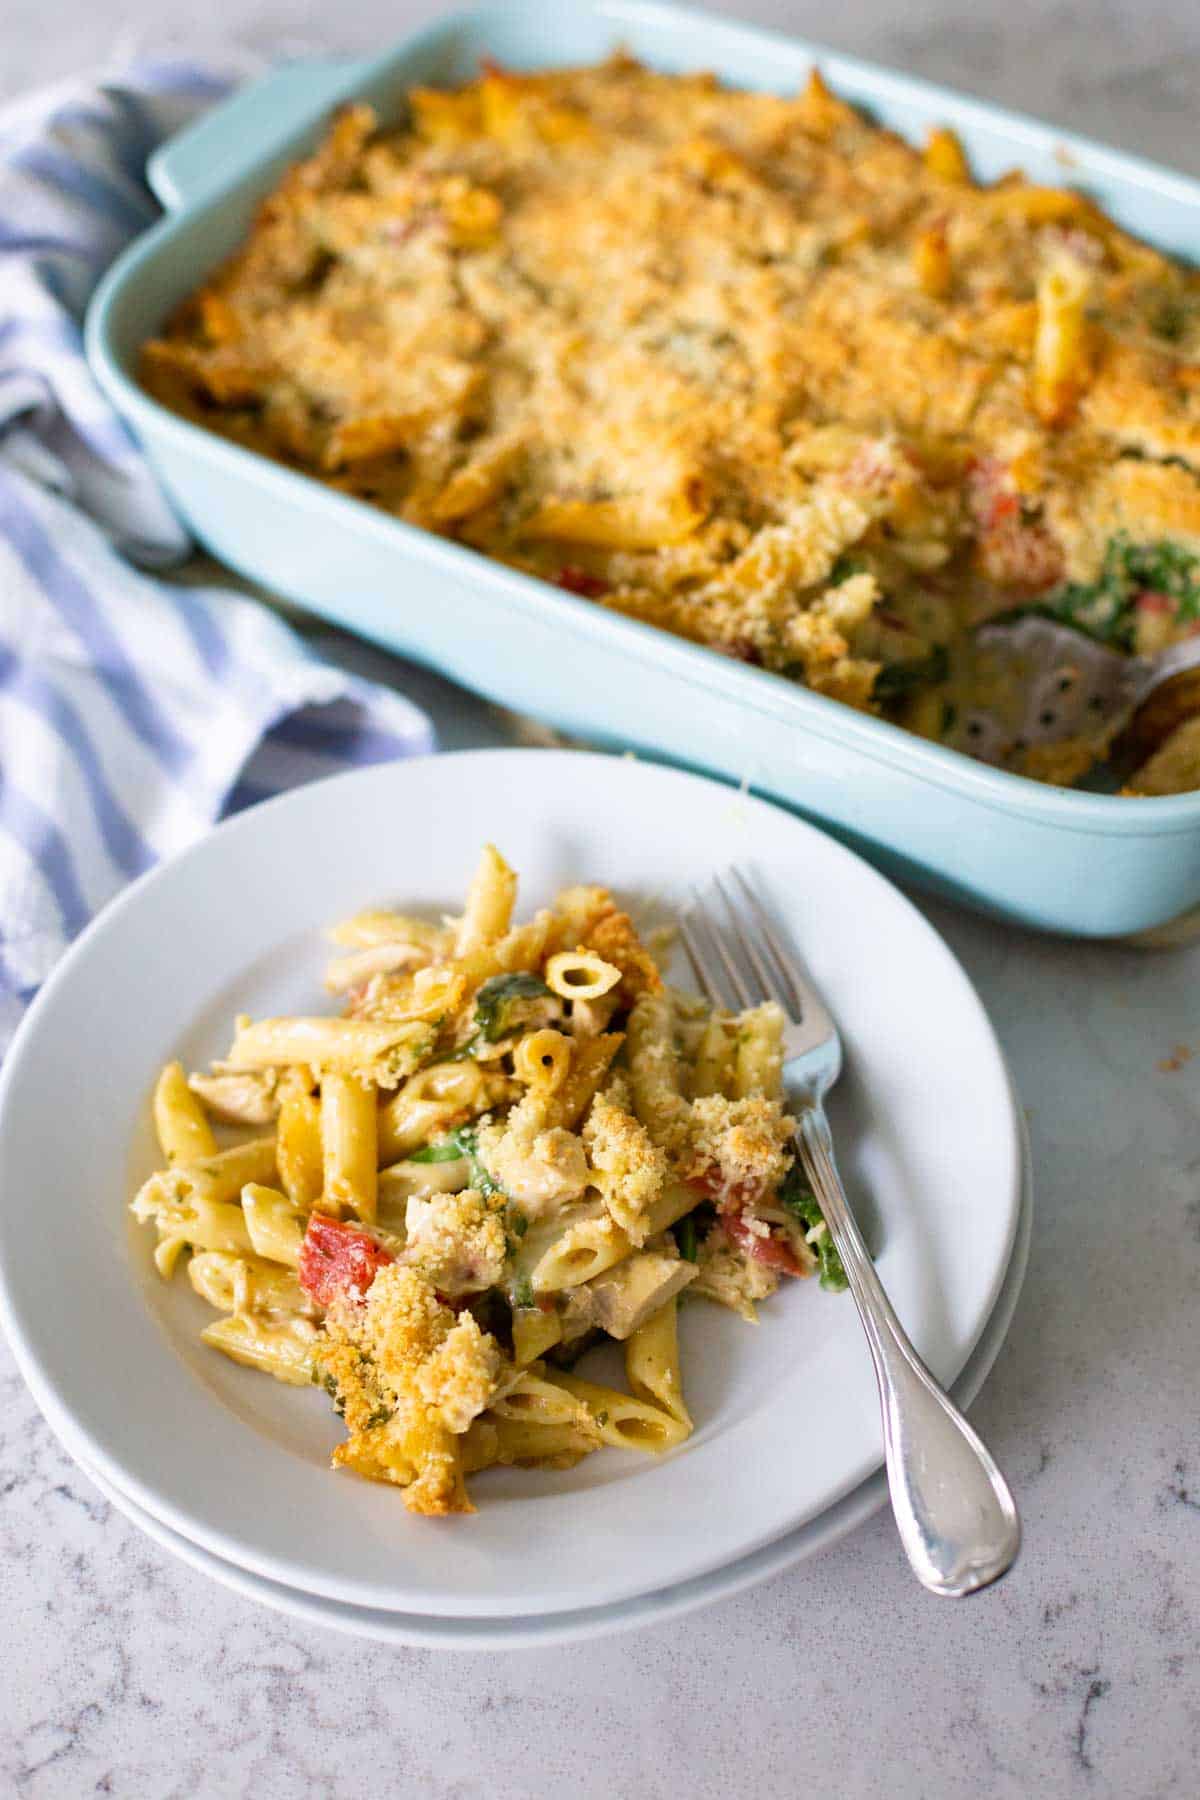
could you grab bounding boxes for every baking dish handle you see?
[146,60,364,213]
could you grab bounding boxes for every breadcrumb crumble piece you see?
[582,1087,668,1245]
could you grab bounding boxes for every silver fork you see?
[680,870,1021,1598]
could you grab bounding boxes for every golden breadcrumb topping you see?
[402,1188,507,1294]
[476,1114,591,1215]
[579,904,665,1003]
[686,1095,795,1199]
[582,1087,668,1245]
[321,1263,505,1502]
[141,56,1200,790]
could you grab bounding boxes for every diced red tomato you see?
[966,457,1019,532]
[1135,590,1174,616]
[298,1212,393,1308]
[553,565,609,599]
[722,1212,807,1277]
[966,457,1063,592]
[840,440,899,493]
[686,1162,768,1209]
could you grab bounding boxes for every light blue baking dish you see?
[85,0,1200,938]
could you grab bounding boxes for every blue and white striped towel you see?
[0,57,436,1053]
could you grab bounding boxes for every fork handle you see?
[796,1109,1020,1597]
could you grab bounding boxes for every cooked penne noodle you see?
[476,1415,603,1471]
[377,1157,469,1212]
[551,1371,692,1453]
[153,1061,216,1164]
[688,1011,735,1098]
[522,1202,629,1294]
[544,951,621,1001]
[139,1137,277,1209]
[377,1064,513,1164]
[321,1073,378,1221]
[489,1367,586,1426]
[1033,255,1092,425]
[201,1313,319,1385]
[134,1183,254,1257]
[241,1183,306,1267]
[275,1069,324,1210]
[626,992,690,1152]
[188,1249,311,1317]
[512,1028,571,1090]
[626,1298,692,1428]
[228,1016,432,1087]
[153,1233,190,1280]
[924,123,970,182]
[520,484,707,549]
[541,1032,623,1131]
[511,1305,564,1365]
[733,1002,786,1100]
[455,843,518,954]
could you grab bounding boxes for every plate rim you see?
[0,749,1023,1616]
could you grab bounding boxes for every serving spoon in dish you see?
[949,615,1200,781]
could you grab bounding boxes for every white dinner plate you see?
[0,751,1022,1618]
[69,1127,1031,1648]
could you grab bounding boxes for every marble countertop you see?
[3,3,1199,1795]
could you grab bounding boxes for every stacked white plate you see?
[0,753,1029,1646]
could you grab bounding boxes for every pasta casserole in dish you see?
[140,56,1200,793]
[133,847,841,1516]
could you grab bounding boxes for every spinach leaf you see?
[873,643,950,704]
[830,553,867,586]
[676,1215,699,1262]
[779,1164,849,1294]
[474,971,553,1042]
[1040,534,1200,651]
[408,1138,468,1165]
[409,1125,504,1198]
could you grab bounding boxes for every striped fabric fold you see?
[0,59,436,1054]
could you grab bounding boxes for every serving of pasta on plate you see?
[132,845,843,1516]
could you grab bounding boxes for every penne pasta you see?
[626,992,690,1153]
[377,1064,513,1164]
[688,1010,736,1098]
[544,951,621,1001]
[188,1249,311,1318]
[275,1069,324,1211]
[228,1016,433,1087]
[241,1184,306,1268]
[626,1298,692,1429]
[733,1002,786,1100]
[201,1313,319,1386]
[153,1061,216,1164]
[321,1073,378,1222]
[551,1371,692,1453]
[511,1305,564,1366]
[455,843,518,955]
[475,1415,602,1471]
[512,1028,571,1091]
[489,1367,586,1426]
